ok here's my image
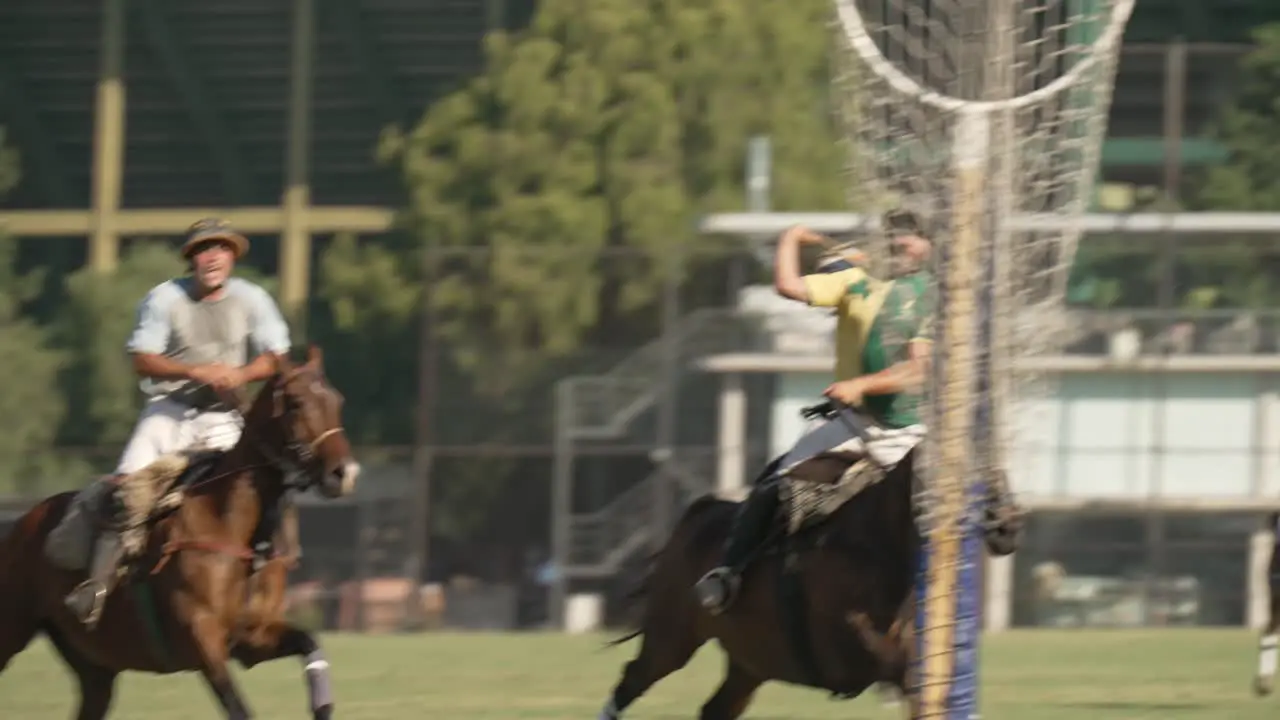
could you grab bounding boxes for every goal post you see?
[827,0,1134,717]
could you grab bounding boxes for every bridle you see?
[186,376,348,493]
[280,425,346,481]
[267,380,348,490]
[148,370,349,578]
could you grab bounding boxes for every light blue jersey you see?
[126,277,291,408]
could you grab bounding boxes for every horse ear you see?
[307,344,324,372]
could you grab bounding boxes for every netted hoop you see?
[829,1,1133,717]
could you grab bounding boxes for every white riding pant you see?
[115,396,244,475]
[794,412,926,470]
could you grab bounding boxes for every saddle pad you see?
[782,460,885,535]
[44,480,113,572]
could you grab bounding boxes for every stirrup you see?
[65,580,108,629]
[694,567,740,615]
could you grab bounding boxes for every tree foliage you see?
[54,242,187,445]
[380,0,844,393]
[1197,23,1280,211]
[0,130,68,492]
[312,232,418,444]
[1068,26,1280,314]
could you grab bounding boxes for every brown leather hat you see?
[181,217,248,259]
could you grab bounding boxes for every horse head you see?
[241,344,360,499]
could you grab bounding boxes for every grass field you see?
[0,629,1276,718]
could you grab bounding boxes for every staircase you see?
[556,308,763,577]
[565,449,717,575]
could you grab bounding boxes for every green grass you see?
[0,629,1275,718]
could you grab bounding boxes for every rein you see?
[147,383,348,576]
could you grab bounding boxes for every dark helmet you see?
[881,208,928,238]
[815,241,867,273]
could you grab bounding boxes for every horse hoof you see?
[1254,676,1273,697]
[984,529,1020,557]
[313,704,334,719]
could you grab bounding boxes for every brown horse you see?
[597,448,1021,720]
[0,345,358,720]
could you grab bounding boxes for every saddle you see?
[44,450,295,576]
[778,401,889,536]
[771,400,898,698]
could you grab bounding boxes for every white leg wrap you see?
[1259,634,1278,677]
[597,698,619,720]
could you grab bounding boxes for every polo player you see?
[63,217,292,628]
[694,209,938,615]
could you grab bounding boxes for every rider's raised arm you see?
[799,267,867,308]
[126,282,193,381]
[774,225,852,301]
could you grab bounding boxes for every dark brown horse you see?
[0,345,358,720]
[597,449,1021,720]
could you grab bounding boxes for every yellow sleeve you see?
[801,268,867,308]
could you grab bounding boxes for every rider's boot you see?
[64,477,127,630]
[693,480,781,615]
[65,528,123,630]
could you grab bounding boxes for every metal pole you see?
[728,136,772,320]
[717,372,747,498]
[89,0,127,273]
[281,0,315,331]
[404,245,437,624]
[651,246,682,551]
[745,135,772,270]
[550,381,574,628]
[1144,37,1186,625]
[1162,39,1187,206]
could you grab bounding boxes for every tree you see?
[311,232,418,444]
[321,0,847,541]
[380,0,845,394]
[0,128,70,494]
[1197,24,1280,211]
[1180,23,1280,310]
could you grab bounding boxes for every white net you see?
[832,0,1133,481]
[829,0,1133,715]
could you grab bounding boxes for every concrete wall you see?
[773,370,1280,505]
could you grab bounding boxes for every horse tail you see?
[604,627,644,648]
[0,493,72,594]
[0,518,19,589]
[601,493,724,649]
[602,549,658,648]
[0,503,37,588]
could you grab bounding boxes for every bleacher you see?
[2,0,1277,212]
[0,0,502,210]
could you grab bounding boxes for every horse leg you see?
[599,626,703,719]
[190,612,254,719]
[231,623,333,720]
[982,469,1024,556]
[698,661,762,720]
[44,625,118,720]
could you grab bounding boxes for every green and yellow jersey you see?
[800,267,935,428]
